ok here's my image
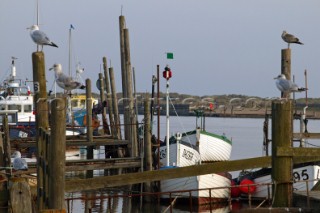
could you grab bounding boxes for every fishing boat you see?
[233,162,320,199]
[232,114,320,200]
[157,66,232,205]
[0,58,35,138]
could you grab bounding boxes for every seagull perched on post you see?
[27,25,58,51]
[274,74,306,94]
[49,63,85,91]
[281,31,303,48]
[11,151,28,171]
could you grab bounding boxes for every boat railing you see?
[232,177,320,209]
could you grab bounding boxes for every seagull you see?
[281,31,303,48]
[274,74,306,93]
[11,151,28,171]
[49,64,86,91]
[27,25,58,51]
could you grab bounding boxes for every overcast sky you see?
[1,0,319,98]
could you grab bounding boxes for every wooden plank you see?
[14,138,129,148]
[65,156,272,192]
[277,147,320,157]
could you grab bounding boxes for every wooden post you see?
[48,98,66,209]
[98,72,110,135]
[10,177,32,212]
[144,95,152,200]
[144,95,152,172]
[32,51,49,210]
[119,15,129,142]
[109,67,121,140]
[124,28,138,157]
[85,79,93,178]
[102,57,114,136]
[272,100,293,207]
[281,49,291,99]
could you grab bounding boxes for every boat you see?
[157,65,232,205]
[231,113,320,200]
[0,58,36,138]
[232,162,320,200]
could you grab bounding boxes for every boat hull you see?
[160,171,231,205]
[235,162,320,199]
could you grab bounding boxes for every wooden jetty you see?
[1,16,320,213]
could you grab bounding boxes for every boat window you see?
[8,104,21,112]
[24,105,32,112]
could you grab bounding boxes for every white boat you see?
[157,66,232,205]
[233,162,320,199]
[0,58,36,138]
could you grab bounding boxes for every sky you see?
[0,0,319,98]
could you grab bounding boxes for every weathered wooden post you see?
[119,15,129,142]
[123,28,138,157]
[85,79,93,178]
[144,95,152,200]
[32,51,49,210]
[98,72,110,135]
[109,67,121,140]
[102,57,114,136]
[48,98,66,210]
[272,100,293,207]
[281,49,291,99]
[2,116,11,178]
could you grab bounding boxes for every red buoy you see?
[231,180,241,197]
[239,178,256,194]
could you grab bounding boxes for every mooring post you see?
[281,49,291,99]
[48,98,66,210]
[144,95,152,200]
[98,72,110,135]
[32,51,49,210]
[85,79,93,178]
[102,57,114,137]
[109,67,121,140]
[272,100,293,207]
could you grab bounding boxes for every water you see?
[68,115,320,212]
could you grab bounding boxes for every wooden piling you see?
[32,51,49,210]
[144,95,152,172]
[144,95,152,199]
[272,100,293,207]
[281,49,291,99]
[85,79,94,178]
[48,99,66,209]
[2,116,11,178]
[102,57,114,136]
[123,28,138,157]
[109,67,121,140]
[98,72,110,135]
[119,15,129,142]
[10,177,32,212]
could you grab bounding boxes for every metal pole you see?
[166,78,170,167]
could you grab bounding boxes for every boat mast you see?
[163,65,172,167]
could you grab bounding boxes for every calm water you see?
[67,115,320,212]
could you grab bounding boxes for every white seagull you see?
[27,25,58,50]
[49,63,85,91]
[274,74,306,93]
[281,31,303,48]
[11,151,28,171]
